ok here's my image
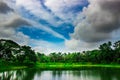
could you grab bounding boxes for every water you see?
[0,68,120,80]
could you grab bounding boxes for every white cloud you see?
[65,39,98,51]
[31,39,65,54]
[15,0,63,27]
[65,39,80,50]
[0,27,30,45]
[45,0,86,11]
[44,0,82,23]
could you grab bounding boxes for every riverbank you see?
[34,63,120,70]
[0,65,27,71]
[1,63,120,71]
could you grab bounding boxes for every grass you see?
[34,62,120,70]
[0,65,27,71]
[0,62,120,71]
[0,62,28,71]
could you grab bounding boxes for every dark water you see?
[0,68,120,80]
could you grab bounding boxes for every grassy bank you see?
[0,62,27,71]
[0,65,27,71]
[34,62,120,70]
[1,62,120,71]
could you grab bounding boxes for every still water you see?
[0,68,120,80]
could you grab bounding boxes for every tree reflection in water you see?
[0,69,39,80]
[0,70,26,80]
[0,68,120,80]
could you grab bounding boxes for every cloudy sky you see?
[0,0,120,54]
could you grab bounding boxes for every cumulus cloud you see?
[65,39,98,51]
[72,0,120,42]
[65,0,120,50]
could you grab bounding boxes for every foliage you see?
[0,39,120,68]
[36,40,120,64]
[0,39,37,66]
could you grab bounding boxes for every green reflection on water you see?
[0,68,120,80]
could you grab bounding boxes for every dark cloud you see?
[0,0,31,45]
[93,0,120,32]
[4,18,31,28]
[72,0,120,42]
[0,1,14,13]
[100,1,120,14]
[0,0,31,28]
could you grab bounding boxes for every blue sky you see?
[0,0,120,54]
[16,0,87,43]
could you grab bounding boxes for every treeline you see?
[0,39,37,66]
[0,39,120,66]
[36,41,120,64]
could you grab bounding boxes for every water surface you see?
[0,68,120,80]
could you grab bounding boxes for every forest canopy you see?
[0,39,120,66]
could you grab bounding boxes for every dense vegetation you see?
[36,41,120,64]
[0,39,120,70]
[0,39,37,66]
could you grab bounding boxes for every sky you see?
[0,0,120,54]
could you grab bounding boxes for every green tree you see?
[21,46,37,64]
[99,41,114,63]
[37,53,49,62]
[113,40,120,63]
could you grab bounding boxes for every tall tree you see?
[113,40,120,63]
[99,41,113,63]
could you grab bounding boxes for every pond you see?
[0,68,120,80]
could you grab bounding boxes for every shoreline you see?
[0,66,28,71]
[1,63,120,71]
[34,63,120,70]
